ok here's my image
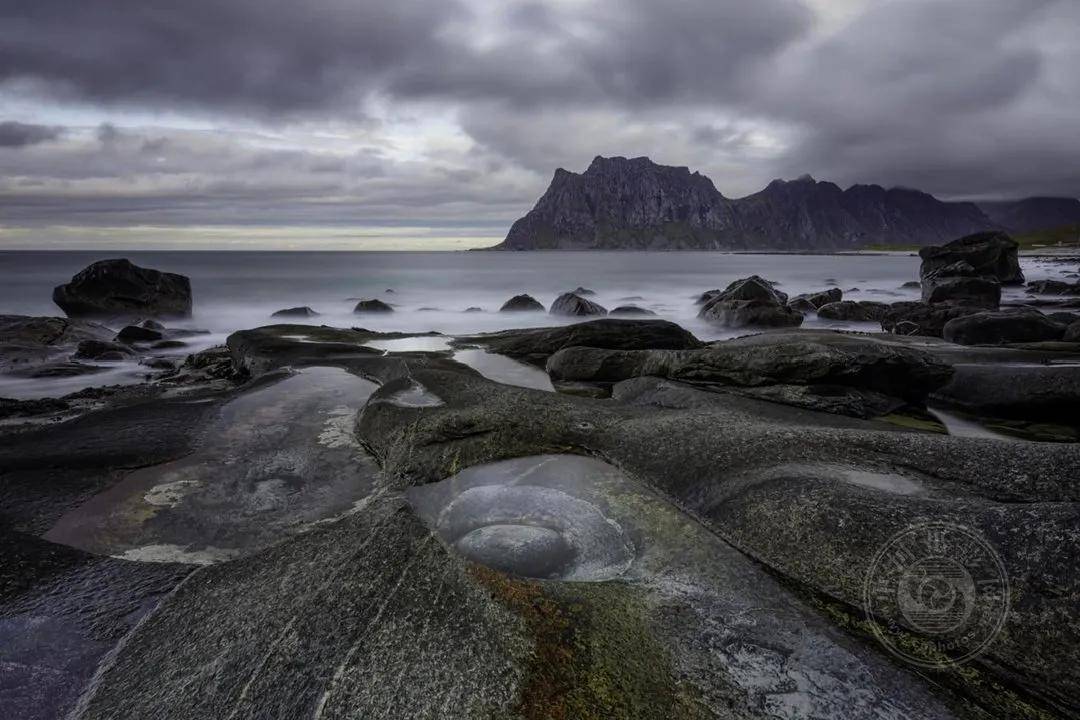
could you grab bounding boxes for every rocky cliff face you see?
[492,156,1040,250]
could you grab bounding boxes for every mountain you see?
[978,197,1080,234]
[492,156,1071,250]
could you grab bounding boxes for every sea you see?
[0,249,1069,399]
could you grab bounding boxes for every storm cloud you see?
[1,0,1078,244]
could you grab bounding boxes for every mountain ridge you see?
[491,156,1077,250]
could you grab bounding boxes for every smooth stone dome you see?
[455,524,575,579]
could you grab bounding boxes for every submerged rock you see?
[353,298,394,314]
[52,259,192,319]
[942,308,1067,345]
[271,306,319,318]
[549,292,607,317]
[498,294,545,312]
[699,275,803,328]
[918,231,1024,286]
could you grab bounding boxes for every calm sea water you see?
[0,250,1065,399]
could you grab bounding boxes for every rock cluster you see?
[698,275,803,328]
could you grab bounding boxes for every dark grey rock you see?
[498,294,545,312]
[942,308,1066,345]
[918,231,1023,285]
[1066,320,1080,342]
[463,306,484,313]
[353,299,394,314]
[789,287,843,311]
[881,301,983,337]
[817,300,888,322]
[610,305,656,316]
[52,259,192,319]
[901,281,921,289]
[549,292,607,317]
[699,276,803,328]
[1027,279,1080,296]
[73,340,134,360]
[271,306,319,318]
[116,325,164,344]
[571,286,596,296]
[934,363,1080,421]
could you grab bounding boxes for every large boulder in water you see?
[271,306,319,318]
[919,260,1001,307]
[549,292,607,317]
[53,259,192,319]
[942,308,1066,345]
[498,294,545,312]
[699,276,803,328]
[918,231,1023,286]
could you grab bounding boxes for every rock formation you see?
[53,259,192,319]
[492,157,1018,250]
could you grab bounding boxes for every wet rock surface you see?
[817,299,888,321]
[52,259,193,320]
[2,321,1078,720]
[549,291,607,316]
[942,307,1067,345]
[699,275,804,328]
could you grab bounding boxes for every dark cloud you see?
[0,0,1078,239]
[0,120,62,147]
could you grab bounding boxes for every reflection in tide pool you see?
[929,408,1014,441]
[452,349,554,391]
[44,366,380,563]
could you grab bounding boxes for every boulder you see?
[74,340,135,360]
[1027,279,1080,296]
[610,305,656,316]
[923,275,1001,307]
[463,307,484,313]
[498,294,545,312]
[116,325,164,344]
[880,301,983,337]
[1067,321,1080,342]
[933,363,1080,421]
[699,276,803,328]
[901,281,921,289]
[789,288,842,312]
[549,292,607,317]
[353,299,394,314]
[455,319,701,365]
[816,300,888,322]
[546,330,953,411]
[53,259,193,319]
[918,231,1024,285]
[271,306,319,318]
[571,286,596,296]
[942,308,1067,345]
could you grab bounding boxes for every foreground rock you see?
[934,363,1080,422]
[499,294,545,312]
[52,259,192,319]
[549,292,606,317]
[918,231,1024,286]
[271,306,319,318]
[699,275,803,328]
[0,315,114,374]
[546,329,953,416]
[942,308,1067,345]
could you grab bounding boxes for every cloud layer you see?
[1,0,1078,244]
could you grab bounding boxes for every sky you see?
[1,0,1078,249]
